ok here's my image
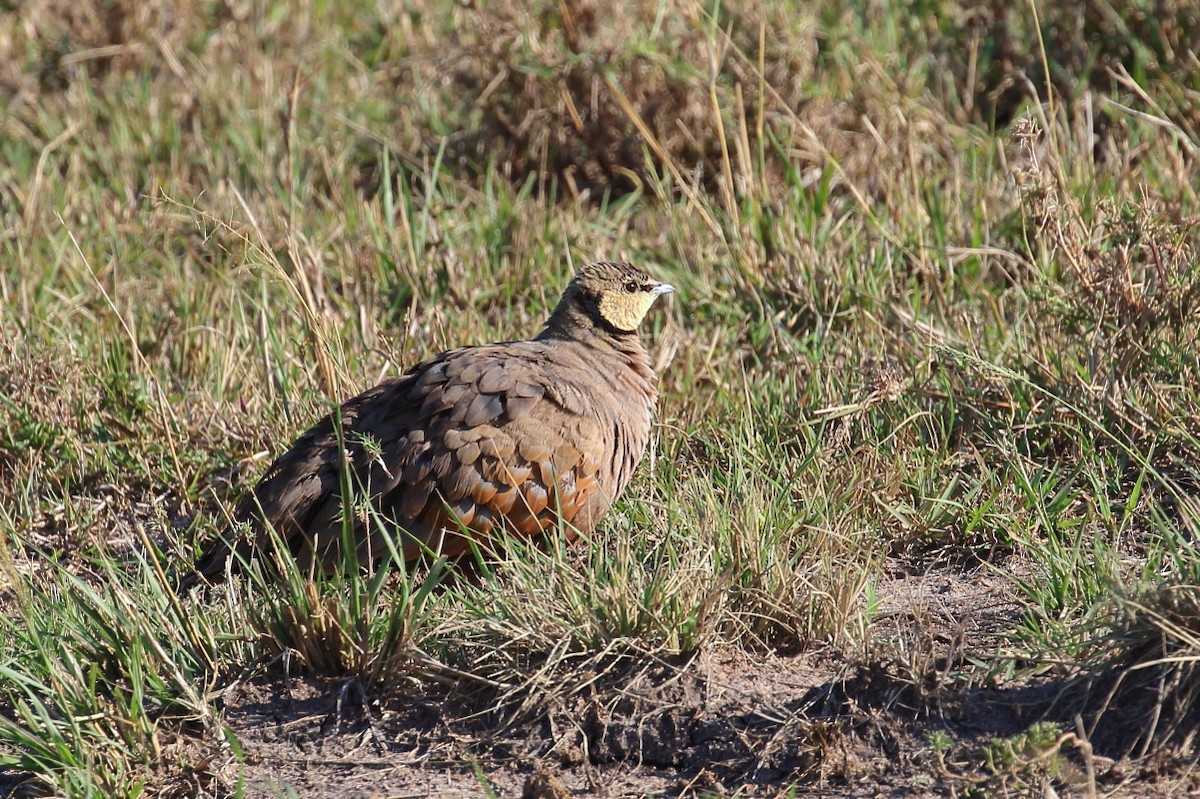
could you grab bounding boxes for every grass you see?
[2,0,1200,795]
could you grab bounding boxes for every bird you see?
[183,261,675,586]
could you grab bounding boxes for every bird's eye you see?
[623,280,639,293]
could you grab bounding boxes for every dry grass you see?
[2,0,1200,795]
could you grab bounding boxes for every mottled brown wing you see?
[353,342,611,563]
[186,378,411,583]
[188,342,610,583]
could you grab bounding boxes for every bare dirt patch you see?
[177,566,1199,799]
[3,546,1199,797]
[207,647,888,798]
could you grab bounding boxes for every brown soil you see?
[154,565,1200,798]
[198,648,874,798]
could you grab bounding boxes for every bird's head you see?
[559,261,675,334]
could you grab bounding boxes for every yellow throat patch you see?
[598,290,659,332]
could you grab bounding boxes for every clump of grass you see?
[975,721,1071,796]
[0,520,225,797]
[430,0,814,200]
[1066,510,1200,756]
[997,118,1200,536]
[0,1,211,91]
[929,719,1103,799]
[849,0,1200,128]
[238,524,451,690]
[1016,125,1200,400]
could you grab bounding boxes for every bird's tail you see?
[172,527,242,593]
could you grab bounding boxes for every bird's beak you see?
[651,282,676,296]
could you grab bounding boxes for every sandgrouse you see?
[186,261,674,585]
